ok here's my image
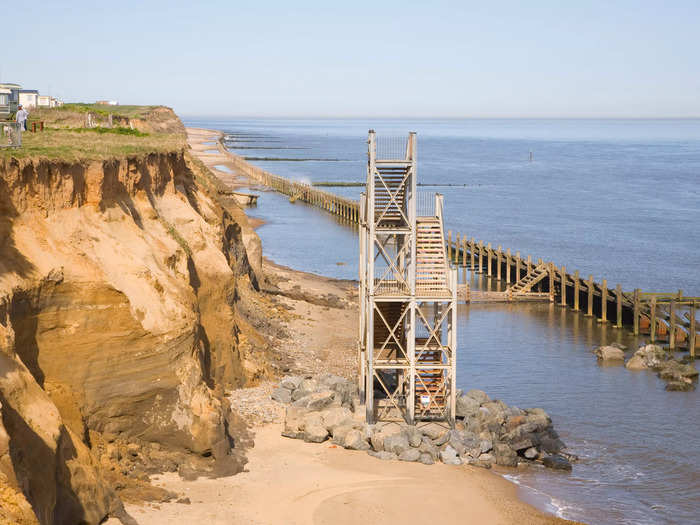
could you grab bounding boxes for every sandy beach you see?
[120,128,581,525]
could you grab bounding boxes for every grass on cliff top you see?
[0,128,184,161]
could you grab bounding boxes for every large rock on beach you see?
[398,449,421,462]
[493,443,518,467]
[271,386,292,404]
[630,344,668,370]
[466,389,490,405]
[456,394,480,418]
[383,432,411,456]
[543,454,572,471]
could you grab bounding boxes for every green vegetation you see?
[72,126,149,137]
[56,103,157,119]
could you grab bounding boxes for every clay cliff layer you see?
[0,121,268,524]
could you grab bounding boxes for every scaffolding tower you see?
[358,130,457,426]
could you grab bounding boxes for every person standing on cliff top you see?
[16,104,29,131]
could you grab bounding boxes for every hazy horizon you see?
[6,1,700,118]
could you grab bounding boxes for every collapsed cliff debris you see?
[277,374,574,472]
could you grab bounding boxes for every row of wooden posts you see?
[220,143,360,223]
[220,143,697,357]
[445,231,698,357]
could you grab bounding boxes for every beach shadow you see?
[0,178,36,279]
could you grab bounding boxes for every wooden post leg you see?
[478,241,484,274]
[586,275,594,317]
[487,243,492,278]
[506,248,511,283]
[560,265,567,307]
[470,239,475,270]
[573,270,580,311]
[633,289,640,335]
[497,246,502,281]
[516,252,521,282]
[615,284,623,329]
[548,263,555,302]
[462,239,467,267]
[690,301,696,359]
[669,299,676,350]
[650,296,657,343]
[448,231,452,262]
[600,279,608,323]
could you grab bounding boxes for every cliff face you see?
[0,136,268,523]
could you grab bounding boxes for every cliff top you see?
[1,104,186,161]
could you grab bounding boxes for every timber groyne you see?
[218,140,698,357]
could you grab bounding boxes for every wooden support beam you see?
[478,241,484,274]
[497,246,502,281]
[448,231,452,262]
[586,275,594,317]
[560,265,567,307]
[669,299,676,350]
[462,239,467,267]
[600,279,608,323]
[650,296,657,343]
[487,243,492,278]
[470,238,475,270]
[516,252,521,282]
[455,233,461,264]
[615,284,623,329]
[573,270,580,311]
[506,248,511,283]
[548,263,555,301]
[690,301,696,359]
[633,289,641,335]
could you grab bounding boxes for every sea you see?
[185,117,700,525]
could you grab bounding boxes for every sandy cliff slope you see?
[0,112,268,524]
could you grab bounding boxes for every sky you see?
[4,0,700,118]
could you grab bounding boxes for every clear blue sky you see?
[5,1,699,117]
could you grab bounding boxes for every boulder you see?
[280,376,303,391]
[271,387,292,404]
[383,432,411,456]
[524,447,539,459]
[493,443,518,467]
[539,435,566,454]
[419,452,435,465]
[343,429,370,450]
[480,439,493,454]
[456,395,480,418]
[543,454,572,471]
[303,425,329,443]
[657,360,698,382]
[368,450,396,461]
[466,389,490,405]
[666,380,694,392]
[420,424,446,440]
[625,354,647,370]
[439,445,462,465]
[432,431,450,446]
[633,344,668,369]
[320,407,354,432]
[293,390,336,411]
[300,378,319,392]
[418,437,439,460]
[405,425,423,448]
[282,406,308,439]
[398,449,421,462]
[331,424,354,445]
[594,345,625,362]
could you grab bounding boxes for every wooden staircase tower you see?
[359,130,457,425]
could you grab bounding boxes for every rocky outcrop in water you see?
[624,344,698,391]
[276,374,573,472]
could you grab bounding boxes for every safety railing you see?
[0,122,21,148]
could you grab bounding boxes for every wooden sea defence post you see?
[496,245,503,282]
[586,275,594,317]
[548,263,555,301]
[560,266,567,307]
[478,241,484,273]
[615,284,623,329]
[650,296,657,343]
[506,248,512,283]
[669,299,676,350]
[573,270,580,311]
[633,289,641,335]
[515,252,521,282]
[470,238,476,270]
[690,301,696,359]
[487,243,493,278]
[599,279,608,323]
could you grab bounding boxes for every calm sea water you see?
[185,117,700,525]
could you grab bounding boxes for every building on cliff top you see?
[0,83,21,118]
[19,90,39,108]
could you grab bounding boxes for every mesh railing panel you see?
[375,136,408,160]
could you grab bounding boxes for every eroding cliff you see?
[0,136,268,523]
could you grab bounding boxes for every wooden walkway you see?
[217,139,698,357]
